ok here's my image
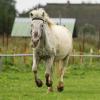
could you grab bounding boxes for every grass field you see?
[0,62,100,100]
[0,36,100,100]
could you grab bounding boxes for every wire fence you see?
[0,53,100,57]
[0,53,100,72]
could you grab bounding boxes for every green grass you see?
[0,32,100,100]
[0,62,100,100]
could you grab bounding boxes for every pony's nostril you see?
[34,32,38,37]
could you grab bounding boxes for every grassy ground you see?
[0,36,100,100]
[0,62,100,100]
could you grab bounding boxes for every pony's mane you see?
[30,8,55,27]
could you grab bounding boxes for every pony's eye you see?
[30,30,32,35]
[41,24,43,28]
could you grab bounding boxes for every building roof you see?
[11,18,31,37]
[11,17,76,37]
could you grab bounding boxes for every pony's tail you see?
[54,61,63,77]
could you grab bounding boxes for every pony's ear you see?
[29,12,33,18]
[42,11,45,17]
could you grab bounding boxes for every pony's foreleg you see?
[32,54,43,87]
[45,57,54,92]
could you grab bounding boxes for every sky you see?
[15,0,100,13]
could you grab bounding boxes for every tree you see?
[0,0,16,35]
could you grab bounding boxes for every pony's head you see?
[30,8,46,48]
[29,8,55,48]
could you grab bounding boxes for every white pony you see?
[30,8,73,92]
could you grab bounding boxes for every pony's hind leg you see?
[57,60,64,92]
[57,56,69,92]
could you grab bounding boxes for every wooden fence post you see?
[0,48,3,72]
[24,47,28,64]
[90,48,93,65]
[23,37,28,64]
[80,51,83,64]
[73,49,75,64]
[79,45,83,64]
[98,49,100,62]
[12,48,16,65]
[3,32,5,47]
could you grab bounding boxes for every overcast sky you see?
[15,0,100,13]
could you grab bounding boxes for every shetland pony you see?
[30,8,73,92]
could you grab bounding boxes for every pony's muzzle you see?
[31,39,39,48]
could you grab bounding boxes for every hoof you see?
[47,87,53,93]
[46,80,53,87]
[45,73,52,87]
[35,79,43,87]
[57,81,64,92]
[57,86,64,92]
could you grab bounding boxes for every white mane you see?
[30,8,55,26]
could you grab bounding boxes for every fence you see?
[0,52,100,71]
[0,53,100,62]
[0,53,100,57]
